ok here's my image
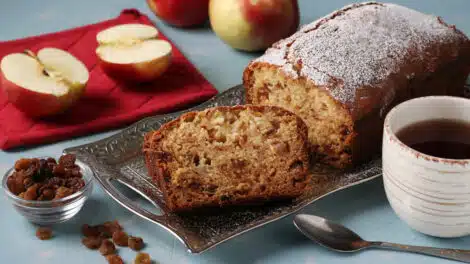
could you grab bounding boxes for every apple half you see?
[96,23,172,83]
[0,48,89,117]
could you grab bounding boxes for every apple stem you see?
[23,49,36,58]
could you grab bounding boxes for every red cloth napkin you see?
[0,9,218,150]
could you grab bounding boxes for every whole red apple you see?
[209,0,300,51]
[147,0,210,28]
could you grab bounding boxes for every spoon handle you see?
[370,241,470,263]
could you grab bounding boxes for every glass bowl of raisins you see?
[2,154,93,225]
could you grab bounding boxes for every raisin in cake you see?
[143,105,310,213]
[243,2,470,168]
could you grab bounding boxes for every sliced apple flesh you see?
[96,23,172,83]
[96,23,159,44]
[0,48,89,117]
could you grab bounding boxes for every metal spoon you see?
[293,214,470,263]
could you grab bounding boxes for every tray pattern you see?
[64,84,384,253]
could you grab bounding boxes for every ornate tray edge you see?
[193,173,382,253]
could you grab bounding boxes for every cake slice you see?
[143,105,310,213]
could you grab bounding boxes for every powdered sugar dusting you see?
[256,45,331,84]
[254,2,466,113]
[256,46,298,77]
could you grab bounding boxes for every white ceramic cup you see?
[383,96,470,238]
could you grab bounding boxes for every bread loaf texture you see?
[143,105,310,213]
[243,2,470,168]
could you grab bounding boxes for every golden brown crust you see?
[243,59,470,169]
[143,105,310,213]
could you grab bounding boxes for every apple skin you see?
[147,0,210,28]
[1,75,86,117]
[209,0,300,52]
[97,53,172,83]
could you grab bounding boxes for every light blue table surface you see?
[1,1,470,263]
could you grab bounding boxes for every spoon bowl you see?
[293,214,368,252]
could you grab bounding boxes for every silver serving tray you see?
[63,84,386,253]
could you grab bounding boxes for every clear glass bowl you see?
[2,158,94,225]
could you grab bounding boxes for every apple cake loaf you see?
[243,2,470,169]
[143,105,310,213]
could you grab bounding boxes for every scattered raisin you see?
[46,157,57,164]
[23,184,39,200]
[41,189,55,200]
[15,158,31,171]
[54,186,73,200]
[23,177,34,188]
[23,163,37,178]
[99,221,122,238]
[66,177,85,191]
[70,167,82,177]
[52,165,66,176]
[6,176,14,190]
[128,236,144,251]
[99,239,116,256]
[33,159,52,182]
[47,177,65,188]
[82,224,101,237]
[106,254,124,264]
[59,154,76,168]
[108,220,123,231]
[36,227,53,240]
[13,177,26,195]
[134,252,151,264]
[46,160,56,172]
[6,176,23,195]
[14,172,26,184]
[112,230,129,247]
[82,236,102,250]
[97,226,113,239]
[80,220,152,262]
